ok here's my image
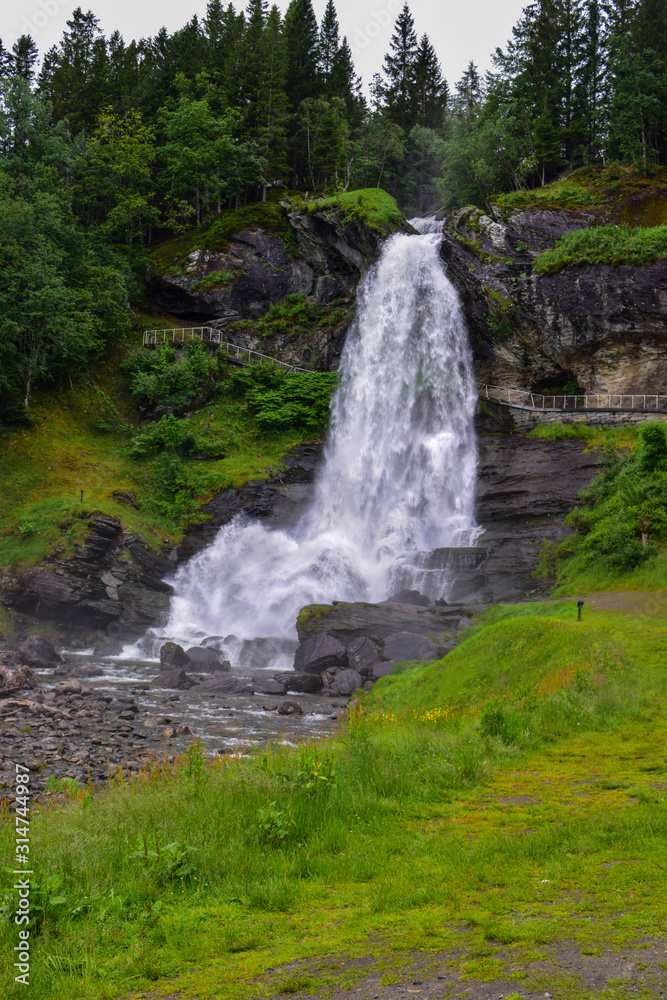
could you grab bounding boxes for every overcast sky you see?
[2,0,526,92]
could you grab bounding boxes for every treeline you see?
[0,0,665,421]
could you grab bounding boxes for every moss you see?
[191,269,243,293]
[296,604,333,631]
[151,202,291,276]
[304,188,404,234]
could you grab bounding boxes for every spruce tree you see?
[382,3,419,131]
[256,4,289,193]
[37,8,109,133]
[283,0,320,110]
[0,40,14,78]
[413,34,448,130]
[11,36,39,84]
[238,0,268,131]
[318,0,340,83]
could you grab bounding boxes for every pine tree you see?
[382,3,419,131]
[331,38,363,117]
[11,36,39,84]
[203,0,226,52]
[578,0,607,162]
[0,40,14,78]
[37,8,109,133]
[238,0,268,131]
[283,0,320,110]
[413,34,448,130]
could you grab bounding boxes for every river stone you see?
[346,636,381,676]
[383,632,443,662]
[185,646,230,671]
[159,642,189,669]
[72,664,104,678]
[278,699,303,716]
[54,679,83,695]
[281,671,323,694]
[152,668,193,690]
[294,634,348,674]
[387,589,431,606]
[252,675,287,696]
[192,676,253,695]
[321,667,362,696]
[18,634,59,668]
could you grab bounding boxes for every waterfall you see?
[148,223,480,661]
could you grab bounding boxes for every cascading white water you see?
[150,223,480,660]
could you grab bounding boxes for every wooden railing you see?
[479,384,667,412]
[143,328,312,373]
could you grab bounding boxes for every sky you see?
[1,0,526,92]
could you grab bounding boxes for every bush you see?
[122,341,217,415]
[231,365,338,433]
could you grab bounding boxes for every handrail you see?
[142,327,312,373]
[478,383,667,412]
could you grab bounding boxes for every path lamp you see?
[577,600,584,620]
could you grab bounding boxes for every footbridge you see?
[142,327,312,373]
[479,383,667,429]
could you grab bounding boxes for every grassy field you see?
[2,597,667,999]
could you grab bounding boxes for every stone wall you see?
[503,406,667,432]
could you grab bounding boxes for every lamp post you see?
[577,600,584,620]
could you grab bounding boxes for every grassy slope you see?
[305,188,405,233]
[2,598,667,999]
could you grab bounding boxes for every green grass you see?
[527,421,641,448]
[2,600,667,999]
[305,188,404,233]
[534,223,667,275]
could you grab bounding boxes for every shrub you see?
[122,341,217,414]
[231,364,338,433]
[534,223,667,275]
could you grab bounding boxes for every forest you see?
[0,0,666,424]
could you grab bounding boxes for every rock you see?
[152,668,192,690]
[72,664,104,678]
[383,632,444,662]
[93,637,124,656]
[278,699,303,716]
[262,702,278,711]
[160,642,189,669]
[458,617,475,629]
[185,646,230,671]
[10,666,37,691]
[191,676,253,694]
[54,679,82,695]
[252,675,287,696]
[315,274,344,306]
[370,660,394,680]
[112,489,140,509]
[297,601,460,648]
[387,589,431,606]
[294,633,348,674]
[321,668,362,697]
[278,672,324,694]
[18,634,59,667]
[0,650,20,667]
[345,636,382,676]
[238,636,298,668]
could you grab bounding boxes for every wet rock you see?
[297,601,460,649]
[18,634,60,668]
[93,637,124,656]
[262,702,278,712]
[346,636,382,676]
[458,617,475,629]
[278,699,303,716]
[159,642,189,669]
[185,646,230,671]
[370,660,394,680]
[252,675,287,696]
[238,636,298,668]
[152,668,193,690]
[315,274,345,306]
[54,679,83,696]
[321,667,362,697]
[387,589,431,606]
[278,672,323,694]
[72,664,104,678]
[294,633,348,674]
[192,675,253,695]
[0,650,21,667]
[383,632,444,662]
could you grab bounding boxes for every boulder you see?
[159,642,189,669]
[315,274,344,306]
[278,699,303,716]
[294,633,348,674]
[151,668,192,690]
[72,664,104,678]
[282,672,324,694]
[383,632,443,662]
[238,636,298,668]
[346,636,382,676]
[321,667,362,697]
[185,646,230,671]
[18,634,59,668]
[370,660,395,680]
[252,675,288,696]
[54,679,83,695]
[191,675,253,695]
[387,589,431,606]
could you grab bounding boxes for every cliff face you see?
[441,206,667,393]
